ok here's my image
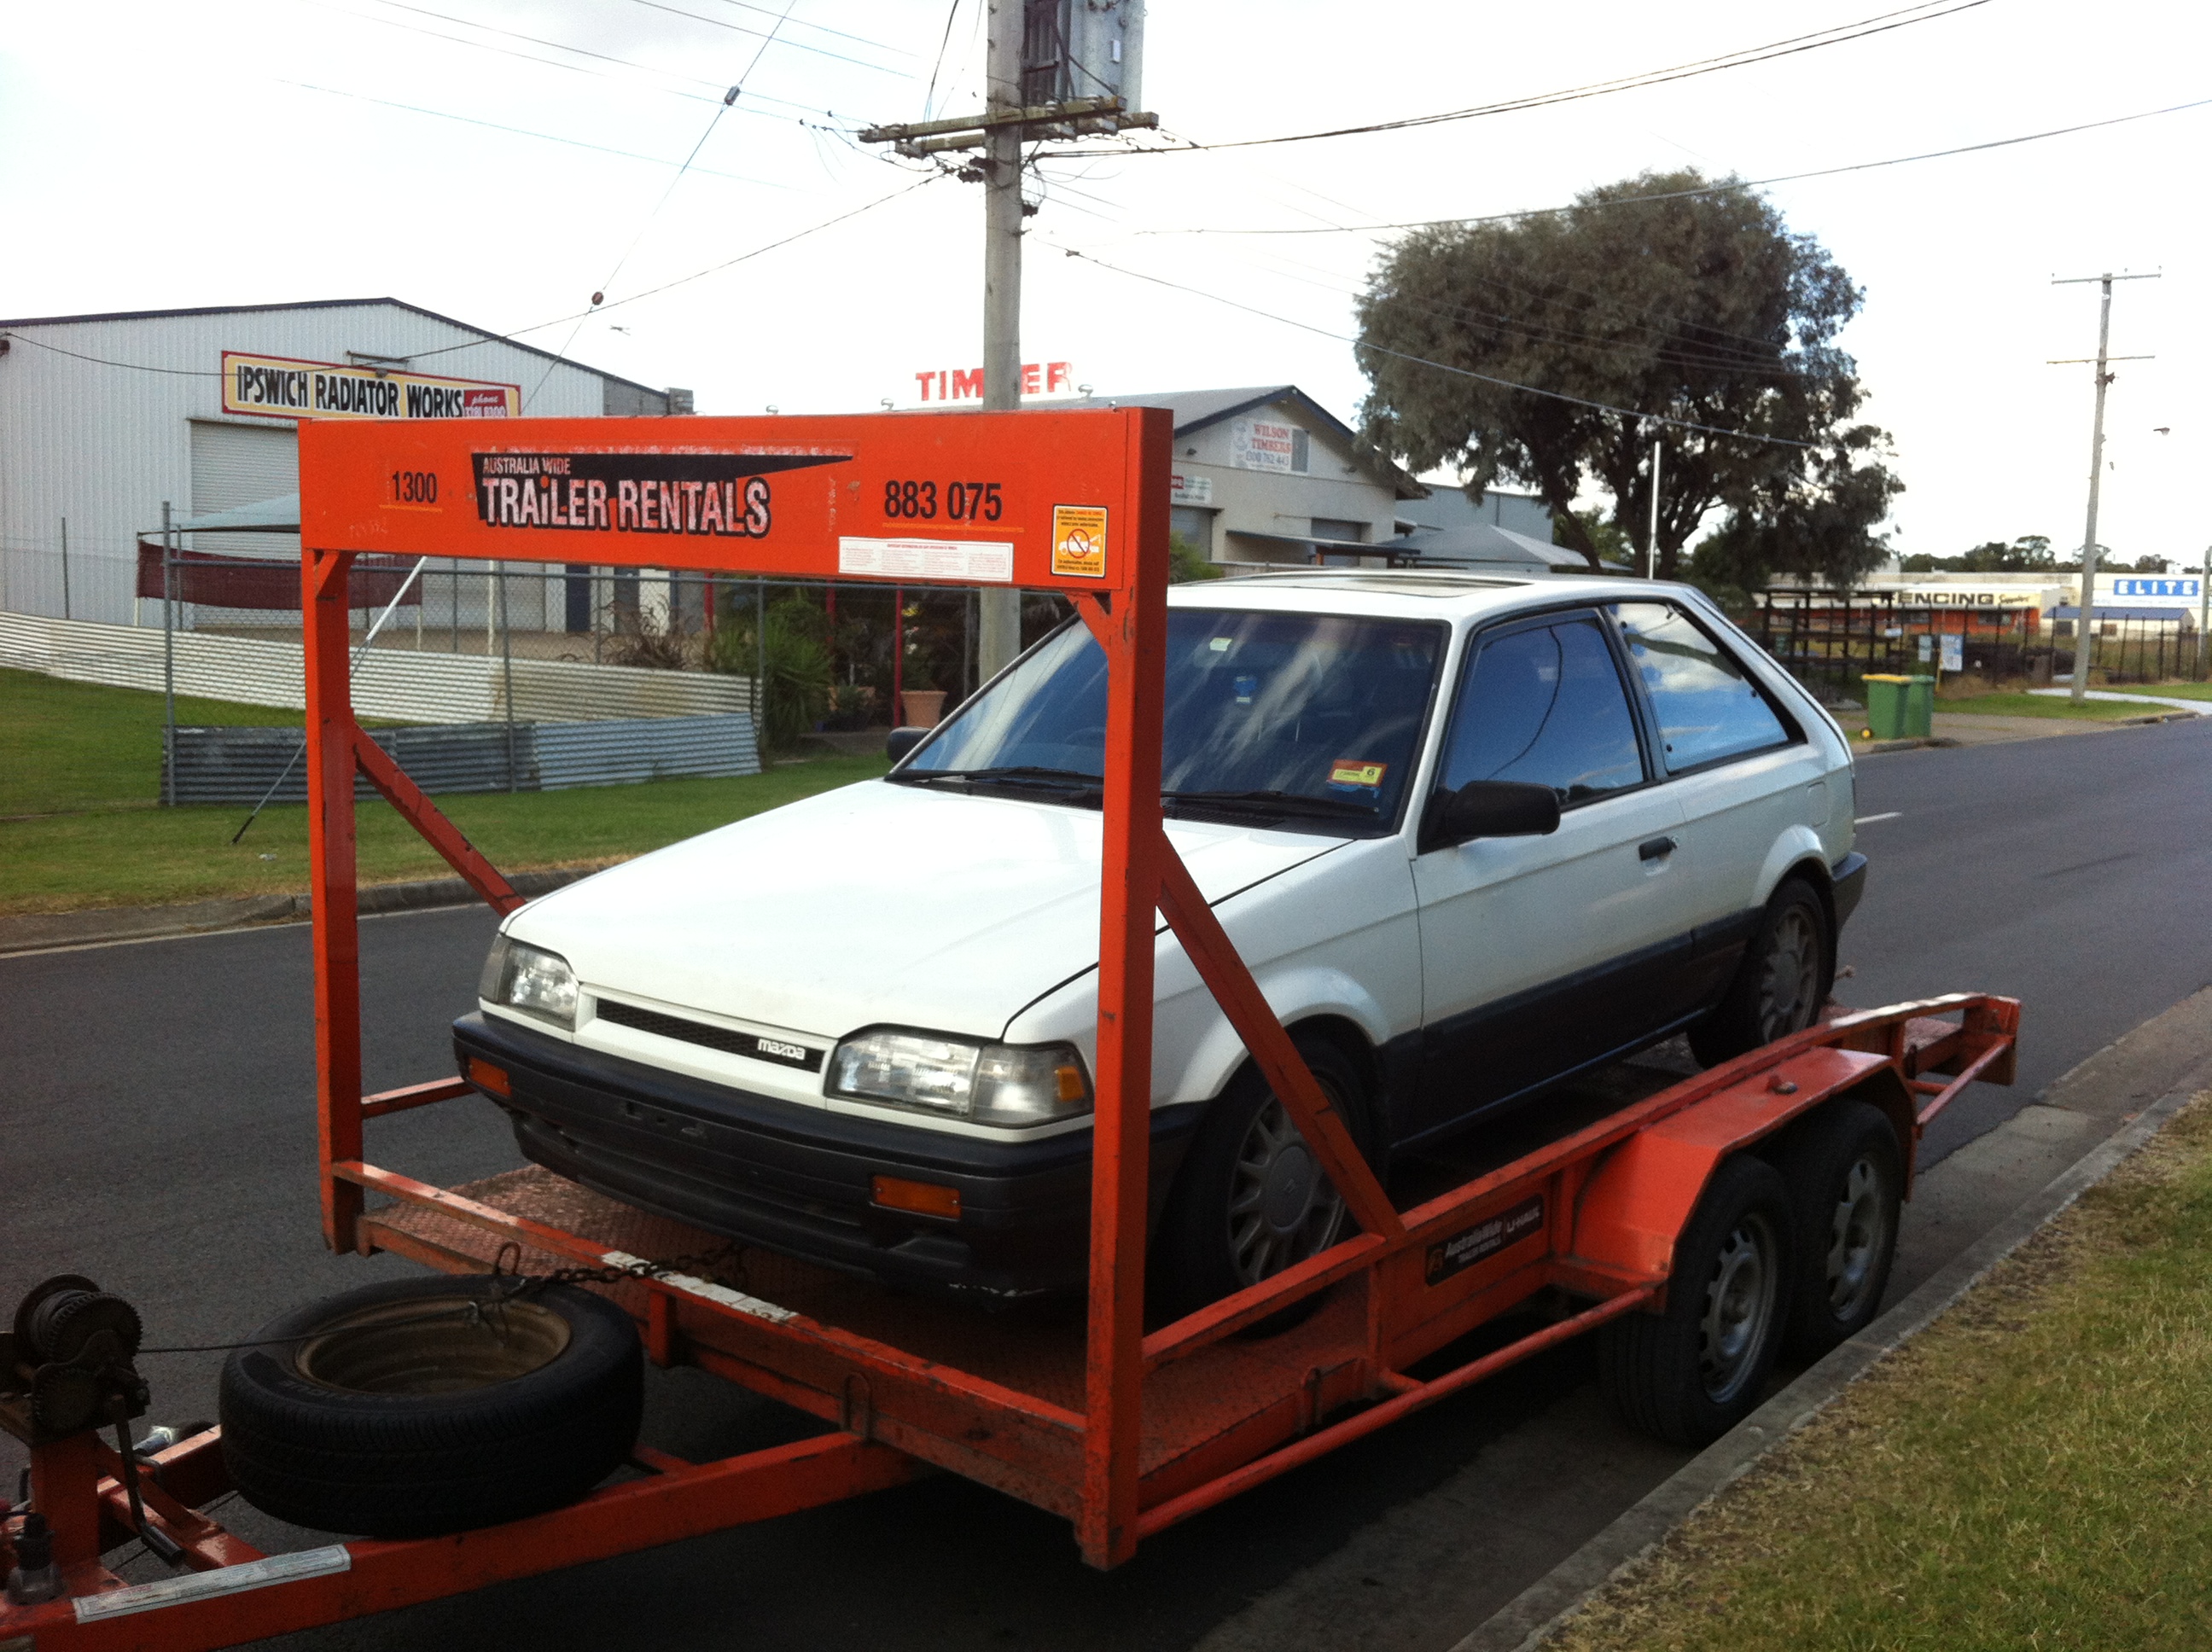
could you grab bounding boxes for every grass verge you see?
[1931,690,2160,721]
[1547,1094,2212,1652]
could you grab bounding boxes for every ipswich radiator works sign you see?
[222,352,520,422]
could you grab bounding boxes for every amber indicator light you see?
[467,1057,512,1098]
[870,1175,961,1219]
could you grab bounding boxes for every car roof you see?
[1165,567,1697,623]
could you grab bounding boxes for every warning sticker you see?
[1051,504,1108,579]
[1329,759,1387,788]
[1424,1195,1545,1285]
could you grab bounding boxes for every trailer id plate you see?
[1424,1195,1545,1285]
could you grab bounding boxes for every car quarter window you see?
[1437,615,1645,805]
[1610,602,1793,771]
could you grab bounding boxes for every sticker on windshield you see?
[1051,504,1108,579]
[1328,759,1388,789]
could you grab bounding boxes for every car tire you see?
[1689,878,1832,1067]
[1151,1037,1369,1329]
[1765,1099,1902,1362]
[1598,1154,1794,1446]
[220,1274,643,1539]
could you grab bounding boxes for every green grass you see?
[1,666,310,815]
[1932,691,2154,721]
[1550,1096,2212,1652]
[0,668,887,912]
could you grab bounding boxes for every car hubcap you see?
[1227,1096,1348,1286]
[1756,906,1822,1042]
[1824,1156,1890,1317]
[1698,1215,1778,1404]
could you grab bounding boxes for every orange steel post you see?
[303,547,364,1254]
[1077,410,1173,1568]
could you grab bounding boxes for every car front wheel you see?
[1151,1037,1366,1325]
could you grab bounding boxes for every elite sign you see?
[298,409,1167,593]
[223,352,520,422]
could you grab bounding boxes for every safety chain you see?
[488,1239,752,1304]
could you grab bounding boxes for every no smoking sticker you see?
[1051,504,1108,579]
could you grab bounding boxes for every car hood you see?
[506,778,1349,1040]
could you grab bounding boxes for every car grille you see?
[591,998,824,1073]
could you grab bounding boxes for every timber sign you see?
[223,351,520,422]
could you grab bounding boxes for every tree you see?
[1556,507,1632,567]
[1354,169,1897,579]
[1692,424,1903,590]
[1897,535,2053,575]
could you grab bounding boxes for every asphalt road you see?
[4,715,2209,1649]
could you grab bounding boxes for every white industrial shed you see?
[0,298,683,627]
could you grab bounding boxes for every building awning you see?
[1371,521,1590,571]
[156,493,302,535]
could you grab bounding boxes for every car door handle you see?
[1639,835,1679,862]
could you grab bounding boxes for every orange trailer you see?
[0,410,2017,1649]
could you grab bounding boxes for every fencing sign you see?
[223,352,520,422]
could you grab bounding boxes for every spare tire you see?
[219,1274,642,1539]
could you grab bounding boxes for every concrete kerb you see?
[0,867,593,956]
[1451,1081,2204,1652]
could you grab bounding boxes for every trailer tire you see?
[1690,879,1831,1067]
[1766,1099,1901,1361]
[220,1275,643,1539]
[1598,1155,1793,1446]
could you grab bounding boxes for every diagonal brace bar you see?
[352,730,525,914]
[1154,835,1402,1239]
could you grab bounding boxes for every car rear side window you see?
[1439,617,1644,805]
[1610,602,1791,771]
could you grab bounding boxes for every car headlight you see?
[827,1030,1092,1128]
[479,936,579,1031]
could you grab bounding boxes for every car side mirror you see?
[1419,780,1561,853]
[885,726,928,764]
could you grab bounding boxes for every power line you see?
[696,0,922,58]
[1047,0,1990,157]
[922,0,962,120]
[0,334,218,376]
[1050,243,1813,448]
[627,0,915,78]
[529,0,802,410]
[294,0,827,119]
[1145,94,2212,236]
[280,81,801,188]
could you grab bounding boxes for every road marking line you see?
[1854,811,1902,824]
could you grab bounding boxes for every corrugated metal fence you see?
[163,714,761,803]
[0,611,756,722]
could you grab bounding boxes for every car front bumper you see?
[452,1012,1202,1303]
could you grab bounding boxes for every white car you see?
[457,570,1865,1312]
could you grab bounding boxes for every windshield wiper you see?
[1161,788,1378,818]
[894,765,1103,794]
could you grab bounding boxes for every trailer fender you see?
[1568,1044,1899,1292]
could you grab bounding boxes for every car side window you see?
[1438,617,1645,805]
[1610,602,1792,771]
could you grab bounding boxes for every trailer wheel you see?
[1598,1155,1793,1445]
[1766,1100,1901,1361]
[220,1274,642,1539]
[1690,879,1831,1067]
[1152,1037,1365,1329]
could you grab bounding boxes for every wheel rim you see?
[1697,1213,1778,1404]
[1225,1095,1348,1288]
[294,1296,570,1395]
[1823,1155,1892,1318]
[1755,905,1822,1043]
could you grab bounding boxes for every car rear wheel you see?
[1691,879,1832,1067]
[1152,1038,1365,1327]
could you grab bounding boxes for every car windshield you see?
[896,608,1447,831]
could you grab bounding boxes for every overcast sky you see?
[3,0,2205,562]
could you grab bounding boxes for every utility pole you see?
[976,0,1025,678]
[1645,430,1662,580]
[2051,271,2157,703]
[2197,540,2209,677]
[860,3,1154,682]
